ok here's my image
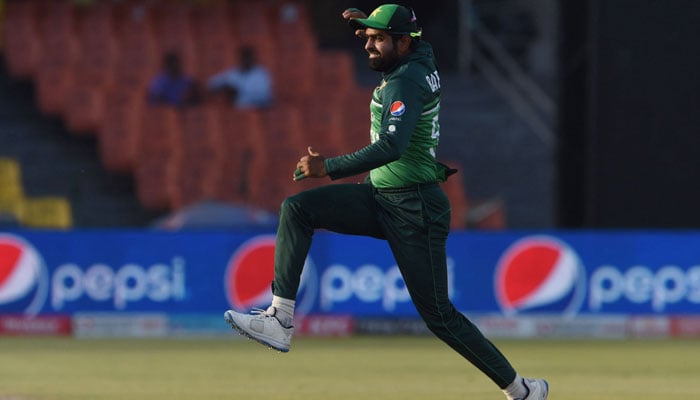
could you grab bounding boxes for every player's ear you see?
[397,35,412,53]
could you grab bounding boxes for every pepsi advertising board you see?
[1,231,700,318]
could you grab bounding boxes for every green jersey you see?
[324,41,442,188]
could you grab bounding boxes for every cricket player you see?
[225,4,548,399]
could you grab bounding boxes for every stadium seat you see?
[2,1,42,79]
[214,108,264,203]
[0,157,22,187]
[137,105,183,160]
[273,41,317,104]
[191,3,238,80]
[171,155,223,210]
[170,105,226,208]
[97,88,145,173]
[340,87,374,152]
[316,50,356,93]
[114,32,160,90]
[134,156,180,212]
[21,196,73,229]
[63,4,121,134]
[154,2,199,77]
[133,105,183,211]
[299,96,345,156]
[34,6,80,116]
[254,105,305,154]
[0,158,24,217]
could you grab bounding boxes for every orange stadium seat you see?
[63,3,121,134]
[133,102,183,211]
[134,155,180,212]
[171,105,225,208]
[316,50,356,93]
[215,108,264,204]
[137,105,183,160]
[114,31,160,90]
[97,88,145,173]
[34,3,80,116]
[300,96,345,156]
[273,50,317,104]
[35,67,75,117]
[338,87,374,152]
[154,3,199,77]
[194,36,238,82]
[2,1,43,79]
[192,3,238,80]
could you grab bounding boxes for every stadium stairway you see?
[0,53,162,227]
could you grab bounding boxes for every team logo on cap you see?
[224,235,317,316]
[390,101,406,116]
[494,235,586,317]
[0,234,49,315]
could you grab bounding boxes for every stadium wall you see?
[1,230,699,338]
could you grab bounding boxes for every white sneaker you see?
[522,378,549,400]
[224,307,293,352]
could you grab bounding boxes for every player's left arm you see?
[323,78,424,180]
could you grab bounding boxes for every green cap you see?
[349,4,422,38]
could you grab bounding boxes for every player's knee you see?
[417,302,463,332]
[280,194,306,220]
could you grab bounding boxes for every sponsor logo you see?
[589,264,700,312]
[0,234,49,316]
[51,258,187,311]
[224,235,317,316]
[390,101,406,116]
[495,236,586,317]
[320,258,455,313]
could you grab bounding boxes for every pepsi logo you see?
[390,101,406,116]
[0,234,49,315]
[495,236,586,317]
[224,235,317,316]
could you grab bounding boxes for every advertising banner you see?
[1,230,700,320]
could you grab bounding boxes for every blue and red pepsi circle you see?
[390,101,406,116]
[494,235,587,317]
[223,235,317,316]
[0,234,49,315]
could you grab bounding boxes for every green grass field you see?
[1,336,698,399]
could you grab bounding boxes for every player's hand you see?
[294,146,327,181]
[342,8,367,38]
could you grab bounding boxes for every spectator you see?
[147,52,200,107]
[206,46,273,109]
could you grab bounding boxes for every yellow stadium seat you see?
[0,157,22,184]
[21,196,73,229]
[0,197,25,223]
[0,181,24,203]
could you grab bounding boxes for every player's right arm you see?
[342,8,367,38]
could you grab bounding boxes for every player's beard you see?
[368,48,400,72]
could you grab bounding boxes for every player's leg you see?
[272,182,383,301]
[226,183,382,352]
[377,185,547,398]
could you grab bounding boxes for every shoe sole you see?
[224,311,290,353]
